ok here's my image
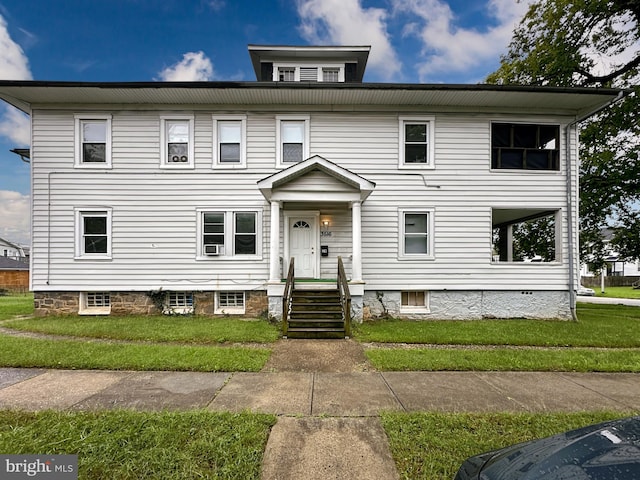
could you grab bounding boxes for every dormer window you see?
[323,68,339,82]
[279,67,295,82]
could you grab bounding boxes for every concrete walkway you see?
[578,296,640,306]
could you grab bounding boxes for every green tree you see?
[487,0,640,267]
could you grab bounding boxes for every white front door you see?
[289,216,317,278]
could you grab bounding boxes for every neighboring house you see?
[0,256,29,293]
[0,237,28,263]
[581,228,640,277]
[0,45,625,321]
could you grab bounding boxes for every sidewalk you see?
[578,296,640,306]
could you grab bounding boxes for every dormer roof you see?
[248,45,370,82]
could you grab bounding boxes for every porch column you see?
[269,200,281,282]
[351,201,363,282]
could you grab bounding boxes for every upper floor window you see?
[399,208,435,260]
[322,68,339,82]
[75,114,112,168]
[278,67,295,82]
[399,116,435,169]
[75,208,112,260]
[491,123,560,170]
[213,115,247,168]
[160,116,194,169]
[276,116,310,167]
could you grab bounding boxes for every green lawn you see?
[0,410,276,480]
[0,292,33,319]
[595,286,640,299]
[355,303,640,347]
[381,411,631,480]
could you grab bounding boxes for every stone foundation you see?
[363,290,572,320]
[34,290,268,317]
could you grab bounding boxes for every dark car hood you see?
[478,416,640,480]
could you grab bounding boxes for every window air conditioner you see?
[204,244,222,256]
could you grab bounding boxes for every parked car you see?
[577,285,595,296]
[455,416,640,479]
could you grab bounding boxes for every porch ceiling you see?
[257,155,376,202]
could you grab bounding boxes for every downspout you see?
[565,90,626,321]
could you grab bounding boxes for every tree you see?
[487,0,640,269]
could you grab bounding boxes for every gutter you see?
[565,90,627,321]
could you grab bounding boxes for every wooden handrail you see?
[337,256,352,338]
[282,258,295,337]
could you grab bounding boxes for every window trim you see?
[212,115,247,169]
[215,291,246,314]
[398,116,435,170]
[196,208,263,260]
[160,115,195,169]
[79,292,111,315]
[272,63,345,82]
[398,208,435,260]
[400,291,430,314]
[75,208,113,260]
[74,114,112,168]
[276,115,310,168]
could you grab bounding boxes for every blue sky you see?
[0,0,531,244]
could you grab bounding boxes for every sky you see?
[0,0,533,245]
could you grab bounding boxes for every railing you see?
[282,258,295,337]
[337,256,352,338]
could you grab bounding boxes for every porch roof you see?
[257,155,376,202]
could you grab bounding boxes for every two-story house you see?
[0,45,624,331]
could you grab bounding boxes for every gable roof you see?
[258,155,376,202]
[0,256,29,270]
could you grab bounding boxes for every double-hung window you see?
[75,208,112,259]
[278,67,295,82]
[399,208,434,259]
[399,116,435,169]
[198,209,261,258]
[276,116,310,167]
[160,116,194,168]
[213,115,247,168]
[75,114,112,168]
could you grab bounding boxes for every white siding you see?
[30,108,578,292]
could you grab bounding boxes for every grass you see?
[595,286,640,299]
[366,346,640,371]
[381,411,631,480]
[0,292,33,319]
[3,315,280,344]
[355,303,640,347]
[0,410,276,480]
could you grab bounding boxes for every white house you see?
[0,237,27,263]
[0,45,625,332]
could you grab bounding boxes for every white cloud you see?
[392,0,531,82]
[0,190,30,245]
[157,51,214,81]
[0,15,32,147]
[296,0,401,81]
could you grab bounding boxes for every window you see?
[492,209,560,263]
[276,116,310,167]
[322,68,339,82]
[399,208,434,259]
[197,209,261,259]
[165,292,194,315]
[79,292,111,315]
[491,123,560,170]
[216,291,245,314]
[401,291,429,313]
[278,67,295,81]
[75,114,112,168]
[75,208,112,259]
[160,116,194,168]
[213,116,246,168]
[399,117,435,169]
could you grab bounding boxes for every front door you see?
[289,216,317,278]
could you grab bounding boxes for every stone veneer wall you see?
[34,291,268,317]
[363,290,572,320]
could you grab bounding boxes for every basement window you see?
[79,292,111,315]
[165,292,194,315]
[216,291,245,314]
[401,291,429,313]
